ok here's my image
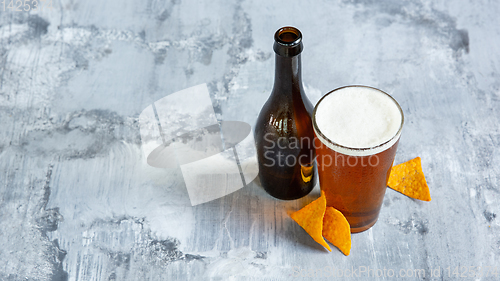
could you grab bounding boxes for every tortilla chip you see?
[322,207,351,256]
[388,157,431,201]
[290,191,331,251]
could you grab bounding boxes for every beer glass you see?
[312,85,404,233]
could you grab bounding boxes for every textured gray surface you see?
[0,0,499,280]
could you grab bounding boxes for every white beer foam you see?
[314,86,403,157]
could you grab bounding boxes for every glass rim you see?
[312,85,405,155]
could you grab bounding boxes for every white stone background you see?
[0,0,499,280]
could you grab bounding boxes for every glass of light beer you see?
[313,85,404,233]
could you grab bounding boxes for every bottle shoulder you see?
[255,93,313,139]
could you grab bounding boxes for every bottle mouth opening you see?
[275,27,302,46]
[274,26,303,57]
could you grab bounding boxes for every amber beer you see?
[313,85,404,233]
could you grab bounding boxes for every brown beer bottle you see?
[254,27,316,200]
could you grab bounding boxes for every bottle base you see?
[263,187,314,201]
[258,167,316,201]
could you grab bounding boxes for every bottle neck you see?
[272,53,302,95]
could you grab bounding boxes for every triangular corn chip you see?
[322,207,351,256]
[388,157,431,201]
[290,191,331,251]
